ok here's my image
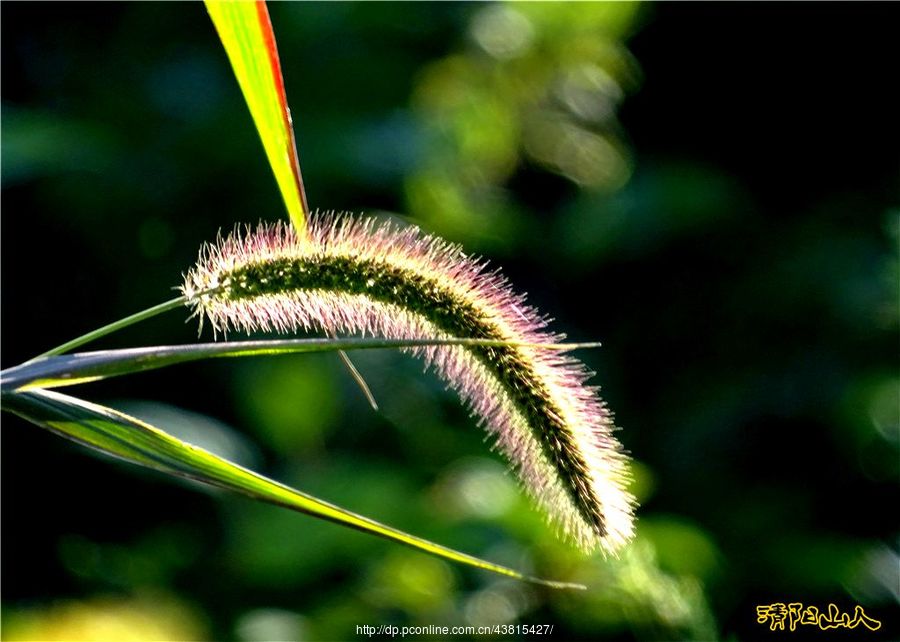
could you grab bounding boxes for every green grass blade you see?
[205,0,308,230]
[28,296,187,362]
[3,388,583,589]
[1,337,601,393]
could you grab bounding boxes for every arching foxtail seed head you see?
[182,213,636,554]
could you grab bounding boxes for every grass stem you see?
[29,296,187,361]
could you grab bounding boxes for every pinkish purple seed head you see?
[183,213,636,553]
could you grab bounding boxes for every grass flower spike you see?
[183,214,636,554]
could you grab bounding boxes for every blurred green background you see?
[1,3,897,641]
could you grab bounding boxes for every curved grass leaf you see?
[1,337,601,393]
[205,0,308,229]
[2,388,584,589]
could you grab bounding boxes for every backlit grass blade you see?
[0,337,601,393]
[203,1,379,406]
[205,0,308,230]
[3,388,583,589]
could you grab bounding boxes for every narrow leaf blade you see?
[3,389,582,589]
[205,0,307,229]
[1,337,601,393]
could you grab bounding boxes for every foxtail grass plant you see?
[0,1,635,588]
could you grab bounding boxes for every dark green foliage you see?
[2,2,897,640]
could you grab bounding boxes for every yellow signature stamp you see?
[756,602,881,632]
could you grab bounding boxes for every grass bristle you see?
[183,213,635,554]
